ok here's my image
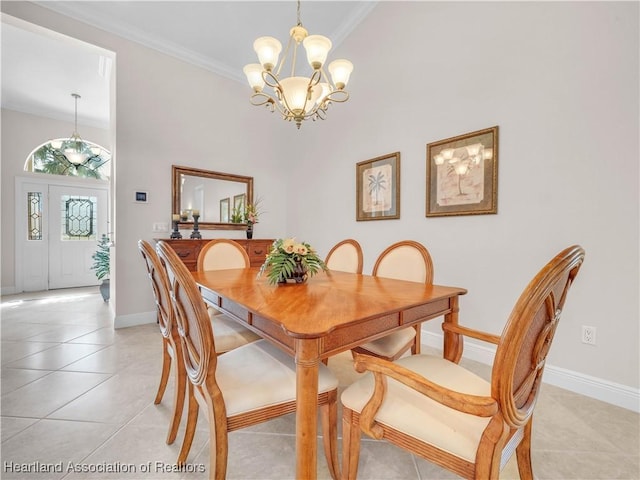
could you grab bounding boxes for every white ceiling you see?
[1,1,377,129]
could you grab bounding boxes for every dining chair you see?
[351,240,434,361]
[197,238,250,271]
[196,239,260,352]
[324,239,364,274]
[341,245,586,480]
[137,239,185,445]
[156,240,341,480]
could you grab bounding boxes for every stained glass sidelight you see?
[27,192,43,241]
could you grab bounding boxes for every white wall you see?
[2,2,638,406]
[286,2,639,393]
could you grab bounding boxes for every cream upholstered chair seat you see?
[354,328,417,358]
[216,339,338,417]
[341,354,491,463]
[210,314,261,353]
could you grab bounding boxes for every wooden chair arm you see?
[442,323,501,345]
[353,354,498,439]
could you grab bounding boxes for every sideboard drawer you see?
[156,238,273,271]
[243,240,273,267]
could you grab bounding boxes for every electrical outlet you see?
[581,325,596,345]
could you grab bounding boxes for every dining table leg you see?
[295,338,320,480]
[443,295,464,363]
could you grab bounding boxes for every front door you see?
[48,185,108,289]
[16,177,109,292]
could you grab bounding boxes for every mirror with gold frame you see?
[171,165,253,230]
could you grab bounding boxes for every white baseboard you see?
[114,310,156,329]
[422,331,639,413]
[0,286,17,296]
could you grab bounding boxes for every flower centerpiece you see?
[259,238,327,285]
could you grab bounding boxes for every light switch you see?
[153,222,169,232]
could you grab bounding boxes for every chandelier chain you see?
[72,93,80,135]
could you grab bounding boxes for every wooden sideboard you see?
[156,238,274,272]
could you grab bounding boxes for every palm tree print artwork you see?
[356,152,400,221]
[362,164,392,213]
[368,170,387,206]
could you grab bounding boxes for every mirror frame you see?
[171,165,253,230]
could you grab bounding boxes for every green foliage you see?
[91,234,111,280]
[230,205,243,223]
[258,238,327,285]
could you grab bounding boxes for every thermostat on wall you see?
[134,191,149,203]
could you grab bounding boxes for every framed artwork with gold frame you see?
[426,126,498,217]
[356,152,400,221]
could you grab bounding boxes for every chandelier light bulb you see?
[328,59,353,90]
[253,36,282,72]
[303,35,332,70]
[280,77,322,115]
[434,154,445,165]
[65,149,89,165]
[243,63,265,92]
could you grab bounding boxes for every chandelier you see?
[243,1,353,129]
[49,93,107,170]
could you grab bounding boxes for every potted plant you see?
[243,198,264,239]
[91,234,111,302]
[259,238,327,285]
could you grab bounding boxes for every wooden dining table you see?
[192,267,467,480]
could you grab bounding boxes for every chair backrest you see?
[197,239,250,272]
[138,239,174,340]
[325,239,364,274]
[492,245,585,429]
[157,240,218,386]
[372,240,434,284]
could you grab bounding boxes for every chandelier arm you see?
[249,92,277,112]
[262,70,283,90]
[322,89,350,104]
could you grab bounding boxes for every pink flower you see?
[282,238,296,254]
[294,244,308,255]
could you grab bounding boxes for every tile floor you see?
[1,288,638,480]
